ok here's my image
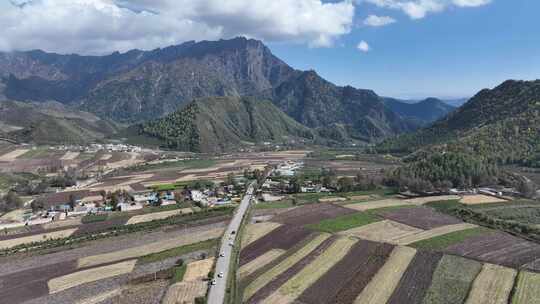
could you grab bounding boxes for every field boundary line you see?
[242,233,331,301]
[353,246,417,304]
[464,263,517,304]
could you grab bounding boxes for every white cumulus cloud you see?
[363,14,396,26]
[357,40,370,52]
[0,0,356,54]
[363,0,491,19]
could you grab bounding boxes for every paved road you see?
[207,182,256,304]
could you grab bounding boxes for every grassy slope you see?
[0,100,118,144]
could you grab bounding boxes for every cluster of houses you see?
[449,187,520,198]
[51,143,143,153]
[275,161,304,177]
[9,178,244,228]
[259,161,335,202]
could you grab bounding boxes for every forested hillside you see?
[140,96,315,152]
[378,80,540,165]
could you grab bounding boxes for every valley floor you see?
[237,194,540,304]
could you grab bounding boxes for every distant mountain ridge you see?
[1,38,296,122]
[382,97,456,126]
[378,79,540,163]
[262,70,418,142]
[0,37,432,147]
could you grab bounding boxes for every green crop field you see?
[410,227,491,250]
[423,255,483,304]
[171,264,187,283]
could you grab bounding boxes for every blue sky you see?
[270,0,540,99]
[1,0,538,99]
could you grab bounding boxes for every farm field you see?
[0,228,78,250]
[0,206,233,256]
[162,280,207,304]
[241,221,282,248]
[476,204,540,225]
[344,198,416,211]
[339,219,423,244]
[269,237,357,303]
[246,235,339,303]
[236,194,540,304]
[378,206,462,229]
[238,249,286,279]
[460,194,508,205]
[240,224,312,266]
[0,220,225,304]
[511,271,540,304]
[396,223,478,245]
[183,257,214,281]
[306,211,381,233]
[445,231,540,269]
[353,246,417,304]
[0,149,30,162]
[411,227,491,250]
[241,233,330,301]
[47,259,137,294]
[387,251,443,304]
[77,227,224,267]
[423,255,483,304]
[297,240,394,304]
[124,208,192,225]
[465,264,517,304]
[271,203,356,225]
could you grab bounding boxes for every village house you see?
[117,201,144,212]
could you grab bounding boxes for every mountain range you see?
[383,97,456,126]
[0,37,459,151]
[378,79,540,163]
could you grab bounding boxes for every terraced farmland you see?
[236,195,540,304]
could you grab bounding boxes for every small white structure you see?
[191,190,206,202]
[301,186,317,193]
[118,202,143,212]
[262,193,284,202]
[161,200,177,206]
